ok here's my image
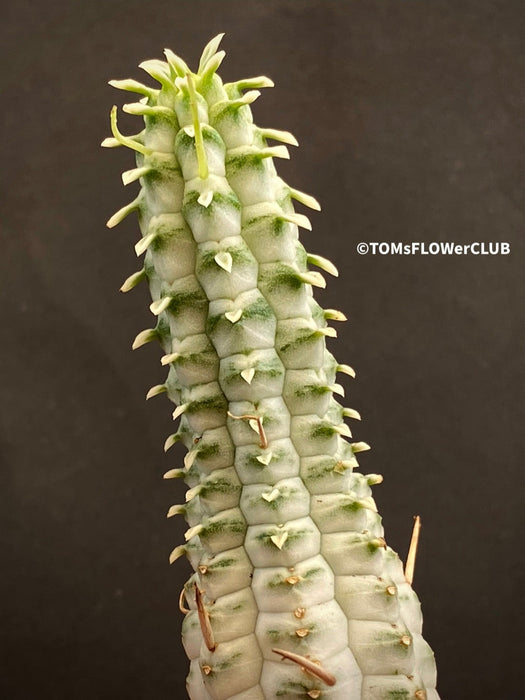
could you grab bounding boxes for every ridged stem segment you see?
[104,34,439,700]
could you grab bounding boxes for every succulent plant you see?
[103,34,439,700]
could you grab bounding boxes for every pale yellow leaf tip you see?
[167,504,184,518]
[338,364,356,379]
[214,251,233,273]
[225,308,242,323]
[172,403,189,420]
[146,384,166,400]
[197,190,214,208]
[262,488,280,503]
[270,531,288,550]
[161,352,180,366]
[119,268,145,293]
[100,137,120,148]
[132,328,157,350]
[150,296,172,316]
[106,198,140,229]
[122,166,151,186]
[307,253,339,277]
[163,468,184,480]
[163,433,180,452]
[324,309,347,322]
[169,545,186,564]
[351,441,371,453]
[241,368,255,385]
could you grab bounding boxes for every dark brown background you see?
[1,1,524,698]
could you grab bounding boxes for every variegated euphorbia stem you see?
[103,34,439,700]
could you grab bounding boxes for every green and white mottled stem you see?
[104,34,439,700]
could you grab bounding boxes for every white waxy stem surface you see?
[107,34,439,700]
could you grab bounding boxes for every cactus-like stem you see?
[105,34,439,700]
